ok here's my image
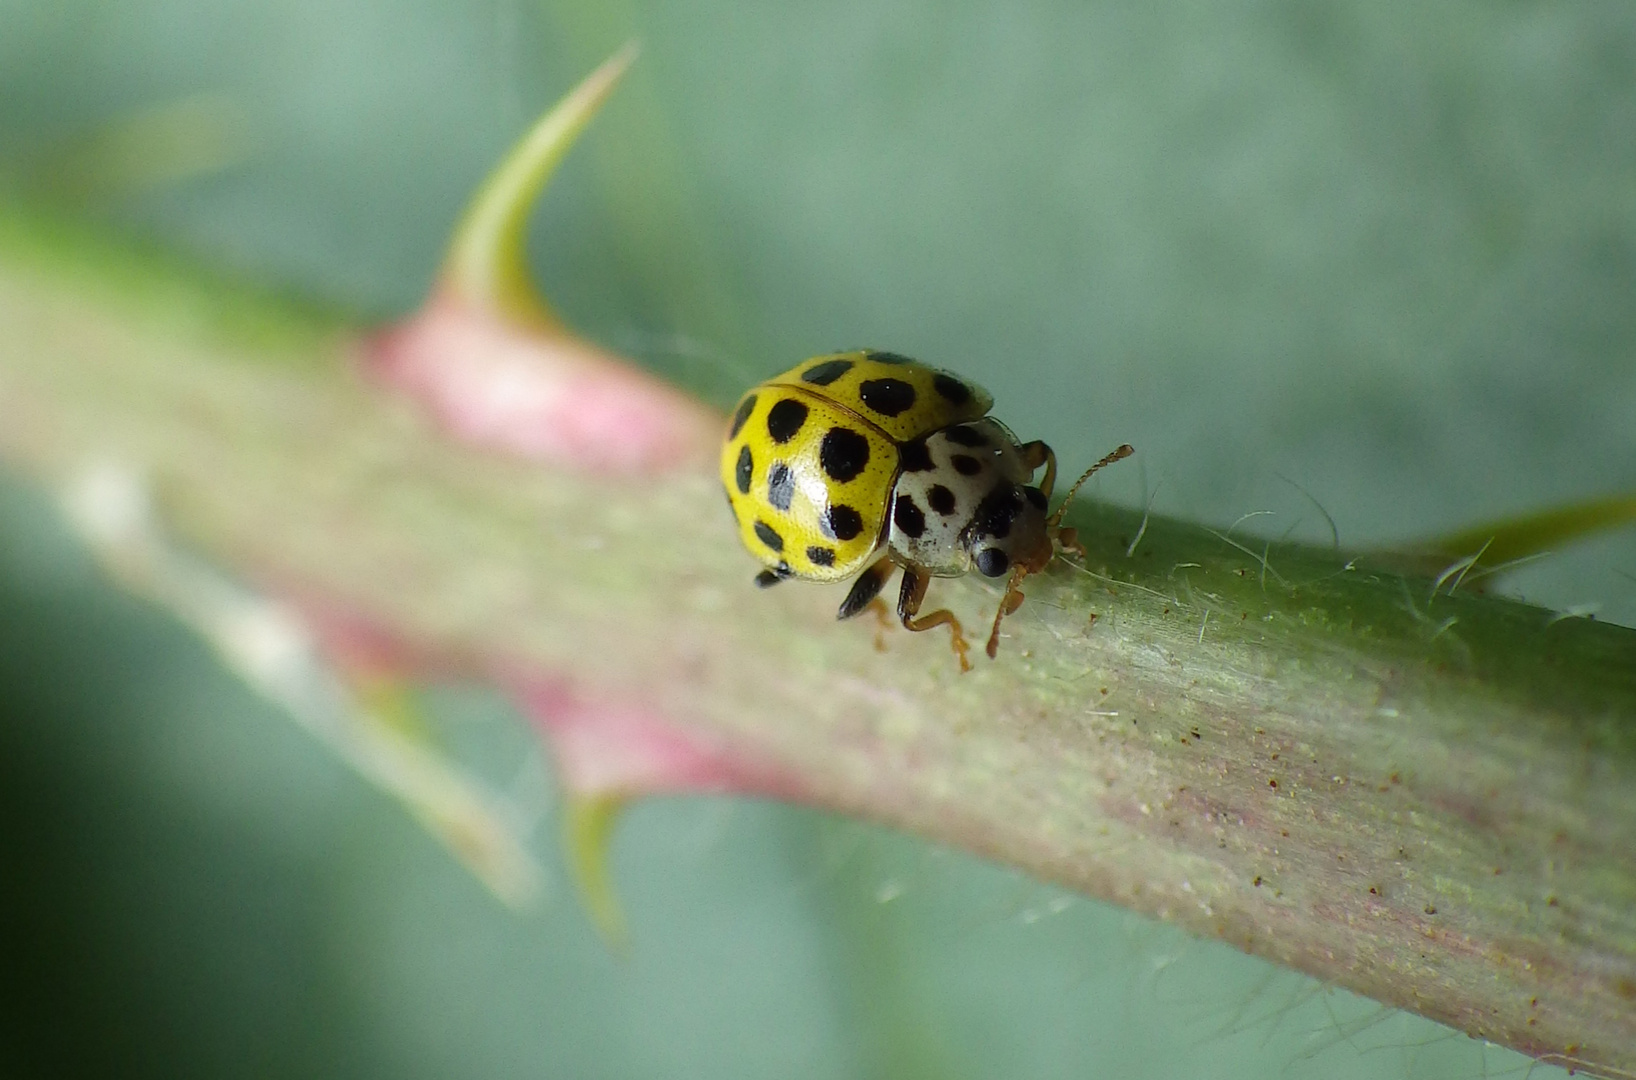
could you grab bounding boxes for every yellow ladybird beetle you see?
[721,349,1133,669]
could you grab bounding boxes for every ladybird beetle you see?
[721,349,1132,669]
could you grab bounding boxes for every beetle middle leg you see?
[837,557,893,620]
[898,566,971,672]
[864,598,893,652]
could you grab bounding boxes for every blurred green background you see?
[2,0,1633,1076]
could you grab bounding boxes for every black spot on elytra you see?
[1024,486,1048,510]
[859,378,918,417]
[865,350,914,365]
[973,482,1022,539]
[801,359,854,386]
[893,494,927,539]
[974,547,1010,577]
[820,427,871,482]
[951,454,982,476]
[754,520,785,552]
[735,445,754,493]
[943,424,987,447]
[899,438,934,472]
[766,398,809,443]
[766,462,793,511]
[806,545,835,567]
[728,394,756,438]
[933,373,972,406]
[822,504,864,541]
[927,484,957,516]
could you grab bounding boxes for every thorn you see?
[27,94,253,202]
[563,791,631,953]
[353,673,421,734]
[442,43,640,328]
[1381,493,1636,577]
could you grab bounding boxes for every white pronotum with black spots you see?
[887,418,1052,580]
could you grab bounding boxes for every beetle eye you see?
[974,547,1010,577]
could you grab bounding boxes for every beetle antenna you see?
[1047,444,1135,529]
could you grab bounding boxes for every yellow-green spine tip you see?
[441,42,640,328]
[1411,492,1636,571]
[563,791,631,952]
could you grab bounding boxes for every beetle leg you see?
[865,597,893,652]
[897,566,972,672]
[755,561,794,588]
[984,565,1031,659]
[836,557,893,620]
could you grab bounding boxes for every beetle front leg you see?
[984,565,1031,659]
[897,566,972,672]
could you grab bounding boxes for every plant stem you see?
[0,204,1632,1077]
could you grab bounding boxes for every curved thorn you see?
[38,94,253,201]
[1392,493,1636,574]
[563,791,631,953]
[442,42,640,327]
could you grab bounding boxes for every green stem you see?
[0,203,1632,1078]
